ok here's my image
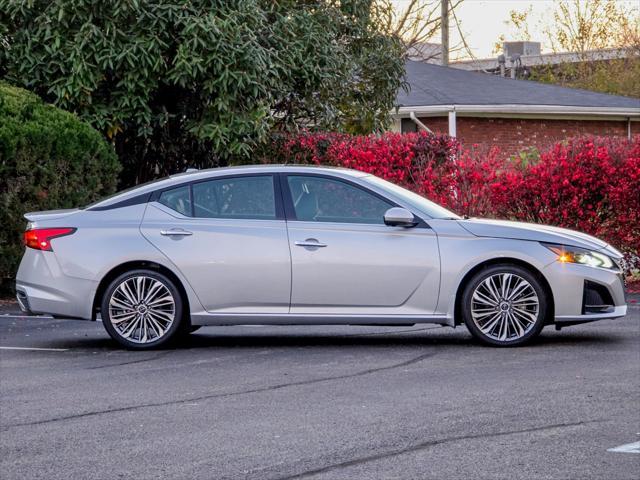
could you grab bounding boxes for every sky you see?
[392,0,639,60]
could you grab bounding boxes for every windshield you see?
[361,175,460,220]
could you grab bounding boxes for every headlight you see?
[543,243,616,270]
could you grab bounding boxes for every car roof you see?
[169,164,367,180]
[87,165,369,210]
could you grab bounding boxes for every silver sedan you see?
[15,165,627,349]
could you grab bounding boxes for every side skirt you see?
[190,313,452,327]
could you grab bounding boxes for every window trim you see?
[150,173,284,221]
[87,192,151,211]
[157,184,192,218]
[278,173,428,227]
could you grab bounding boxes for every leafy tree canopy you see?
[495,0,639,98]
[0,0,404,184]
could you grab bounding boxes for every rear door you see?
[140,174,291,313]
[282,174,440,315]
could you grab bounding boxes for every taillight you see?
[23,228,76,251]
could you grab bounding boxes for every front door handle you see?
[294,239,327,248]
[160,229,193,236]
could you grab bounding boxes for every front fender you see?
[436,236,556,322]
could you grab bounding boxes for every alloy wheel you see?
[108,275,176,344]
[470,273,540,343]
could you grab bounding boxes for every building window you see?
[401,118,418,133]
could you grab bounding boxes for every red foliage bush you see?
[501,137,640,265]
[261,132,639,268]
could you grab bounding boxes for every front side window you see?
[361,175,459,220]
[158,185,191,216]
[287,175,392,224]
[192,175,276,220]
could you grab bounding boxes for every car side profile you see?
[16,165,627,349]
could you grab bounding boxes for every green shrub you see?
[2,1,404,185]
[0,82,120,290]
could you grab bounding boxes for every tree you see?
[493,7,534,54]
[0,1,404,185]
[497,0,640,98]
[543,0,638,56]
[498,0,638,55]
[377,0,463,61]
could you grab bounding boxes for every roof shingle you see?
[397,60,640,109]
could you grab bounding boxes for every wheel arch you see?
[453,258,554,325]
[92,261,191,324]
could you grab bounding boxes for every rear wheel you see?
[461,265,547,347]
[101,269,184,350]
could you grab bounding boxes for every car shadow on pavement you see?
[36,326,625,352]
[179,330,623,349]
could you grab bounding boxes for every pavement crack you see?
[84,351,171,369]
[273,419,603,480]
[2,351,436,429]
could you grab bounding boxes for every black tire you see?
[101,269,184,350]
[461,264,548,347]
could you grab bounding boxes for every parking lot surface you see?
[1,298,639,480]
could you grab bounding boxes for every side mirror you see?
[384,207,417,227]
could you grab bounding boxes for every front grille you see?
[582,281,614,314]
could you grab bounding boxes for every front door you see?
[140,174,291,313]
[283,174,440,315]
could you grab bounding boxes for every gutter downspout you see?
[448,108,457,137]
[409,111,433,133]
[628,117,632,140]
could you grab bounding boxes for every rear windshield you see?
[83,177,168,209]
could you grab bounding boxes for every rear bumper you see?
[15,249,97,319]
[16,290,32,313]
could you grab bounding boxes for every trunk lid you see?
[24,209,80,223]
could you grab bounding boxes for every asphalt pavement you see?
[1,298,639,480]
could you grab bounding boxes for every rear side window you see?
[158,186,191,216]
[192,175,276,220]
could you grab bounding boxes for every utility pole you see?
[441,0,449,66]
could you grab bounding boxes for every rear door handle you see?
[294,239,327,248]
[160,229,193,236]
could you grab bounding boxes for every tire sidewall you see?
[101,269,184,350]
[462,265,548,347]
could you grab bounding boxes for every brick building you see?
[392,61,640,156]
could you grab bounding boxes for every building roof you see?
[451,47,632,72]
[396,60,640,117]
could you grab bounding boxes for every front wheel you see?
[101,269,184,350]
[461,265,548,347]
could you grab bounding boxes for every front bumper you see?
[555,304,627,323]
[544,260,627,324]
